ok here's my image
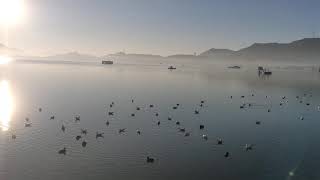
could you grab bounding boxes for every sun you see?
[0,0,26,26]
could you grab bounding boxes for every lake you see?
[0,60,320,180]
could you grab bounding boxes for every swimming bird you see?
[230,96,233,99]
[76,135,82,141]
[50,116,55,120]
[200,125,204,130]
[201,100,205,104]
[136,130,141,135]
[38,108,42,112]
[149,104,154,108]
[157,121,160,126]
[300,116,304,120]
[146,156,155,163]
[136,107,140,111]
[108,112,114,116]
[176,121,180,125]
[202,134,208,140]
[241,96,245,98]
[224,152,230,158]
[58,147,66,155]
[96,132,104,139]
[179,128,185,132]
[245,144,254,151]
[176,103,180,106]
[306,103,310,106]
[82,141,87,147]
[25,123,32,127]
[131,113,135,117]
[194,110,199,114]
[75,116,80,122]
[168,117,172,121]
[217,138,223,145]
[61,125,66,132]
[185,132,190,137]
[119,128,126,134]
[131,99,134,103]
[25,118,29,122]
[81,129,88,135]
[267,109,271,112]
[106,121,110,126]
[173,106,177,110]
[256,121,261,125]
[155,113,159,117]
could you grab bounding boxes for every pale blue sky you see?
[1,0,320,56]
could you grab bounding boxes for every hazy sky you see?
[1,0,320,56]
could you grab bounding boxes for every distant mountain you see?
[200,38,320,61]
[44,51,99,61]
[10,38,320,63]
[107,52,163,59]
[198,48,235,59]
[167,54,197,59]
[237,38,320,60]
[0,43,24,56]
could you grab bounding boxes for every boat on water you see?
[168,66,177,70]
[258,66,272,75]
[264,70,272,75]
[102,60,114,65]
[228,65,241,69]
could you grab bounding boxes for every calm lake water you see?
[0,61,320,180]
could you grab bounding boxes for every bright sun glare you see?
[0,0,25,25]
[0,55,12,64]
[0,80,13,131]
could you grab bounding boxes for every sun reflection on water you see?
[0,55,12,65]
[0,80,13,131]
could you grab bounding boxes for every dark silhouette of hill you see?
[198,48,236,59]
[167,54,197,59]
[0,43,24,56]
[199,38,320,61]
[8,38,320,63]
[44,51,99,61]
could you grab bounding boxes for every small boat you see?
[258,67,272,75]
[102,60,114,65]
[264,71,272,75]
[168,66,177,70]
[228,65,241,69]
[258,66,264,71]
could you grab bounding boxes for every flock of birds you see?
[10,92,315,163]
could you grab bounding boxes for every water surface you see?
[0,61,319,180]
